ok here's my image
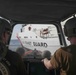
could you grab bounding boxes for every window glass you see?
[9,24,61,58]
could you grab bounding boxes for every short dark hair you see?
[16,47,25,56]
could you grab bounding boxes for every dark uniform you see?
[50,45,76,75]
[5,50,26,75]
[0,42,27,75]
[0,18,27,75]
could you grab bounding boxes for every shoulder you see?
[6,50,22,62]
[54,48,64,54]
[53,47,69,57]
[61,45,76,53]
[7,50,20,57]
[51,47,68,62]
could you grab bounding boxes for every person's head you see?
[0,18,12,44]
[64,17,76,45]
[42,50,51,59]
[16,47,25,58]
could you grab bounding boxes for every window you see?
[9,24,60,58]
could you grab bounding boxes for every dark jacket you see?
[5,50,27,75]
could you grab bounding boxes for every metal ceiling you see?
[0,0,76,24]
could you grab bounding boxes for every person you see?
[16,47,33,58]
[41,50,51,59]
[0,18,27,75]
[16,47,26,58]
[42,17,76,75]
